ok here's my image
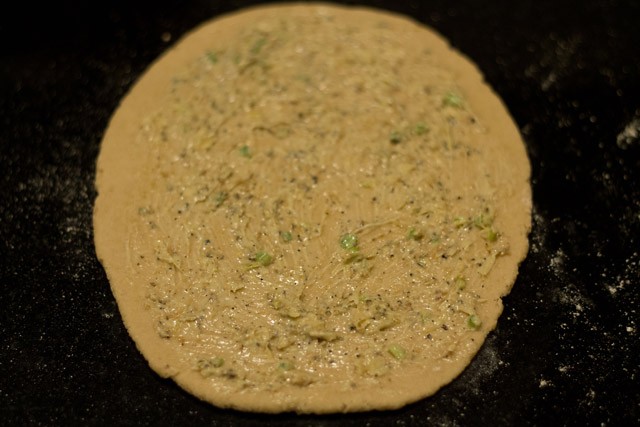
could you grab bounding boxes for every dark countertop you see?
[1,1,638,425]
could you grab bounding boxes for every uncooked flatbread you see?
[94,3,531,414]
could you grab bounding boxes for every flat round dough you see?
[94,3,531,414]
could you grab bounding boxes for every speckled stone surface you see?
[1,1,638,425]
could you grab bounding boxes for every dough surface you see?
[94,3,531,413]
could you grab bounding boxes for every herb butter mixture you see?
[94,3,531,413]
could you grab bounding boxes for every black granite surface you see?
[1,0,638,425]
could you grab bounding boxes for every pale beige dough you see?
[94,3,531,413]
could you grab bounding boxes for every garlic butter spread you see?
[94,3,531,413]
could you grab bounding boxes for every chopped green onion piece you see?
[389,130,402,144]
[339,233,358,250]
[255,251,273,266]
[388,344,407,360]
[279,231,293,242]
[414,122,429,135]
[454,275,467,290]
[483,228,498,242]
[239,145,252,158]
[443,92,464,108]
[467,314,482,330]
[407,227,424,241]
[247,251,274,270]
[206,51,218,64]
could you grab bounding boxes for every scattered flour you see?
[616,117,640,149]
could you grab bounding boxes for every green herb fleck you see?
[206,51,218,64]
[239,145,252,158]
[197,356,224,370]
[483,228,498,242]
[467,314,482,330]
[339,233,358,250]
[296,74,312,85]
[407,227,424,241]
[389,130,403,144]
[473,213,493,229]
[414,122,429,135]
[278,361,294,371]
[255,251,273,266]
[453,216,467,228]
[214,191,228,207]
[443,91,464,108]
[388,344,407,360]
[279,231,293,242]
[250,37,267,55]
[358,294,373,304]
[454,275,467,290]
[210,357,225,368]
[246,251,274,270]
